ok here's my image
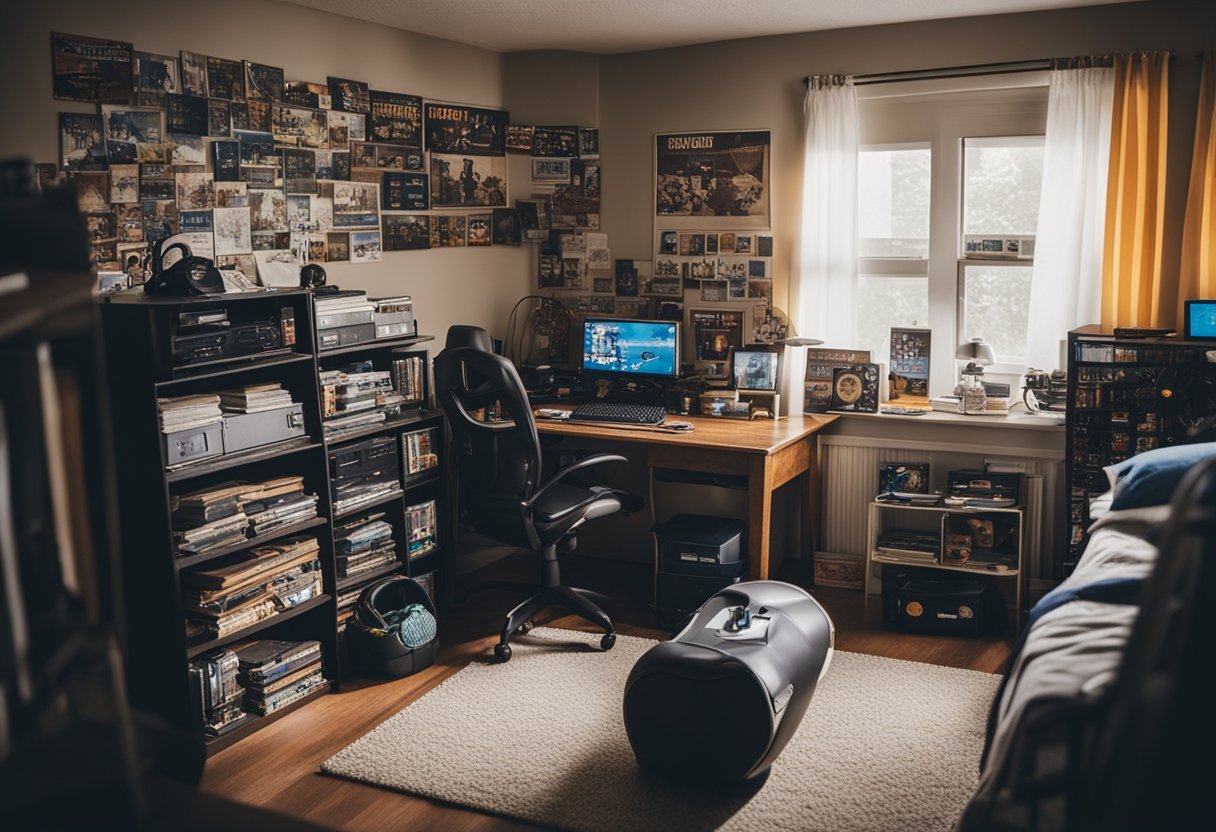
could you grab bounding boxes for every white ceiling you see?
[284,0,1136,55]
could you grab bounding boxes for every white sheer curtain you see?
[796,76,859,345]
[1026,66,1114,371]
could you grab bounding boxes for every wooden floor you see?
[201,554,1011,831]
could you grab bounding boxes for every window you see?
[959,137,1044,366]
[855,82,1048,393]
[856,145,930,360]
[858,146,931,258]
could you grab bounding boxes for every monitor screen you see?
[581,319,679,379]
[1185,300,1216,339]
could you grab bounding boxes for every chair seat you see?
[533,482,622,526]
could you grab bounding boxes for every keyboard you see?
[569,401,667,425]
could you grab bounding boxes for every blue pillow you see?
[1105,442,1216,510]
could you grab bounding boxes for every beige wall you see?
[0,0,536,344]
[597,0,1216,332]
[7,1,1211,340]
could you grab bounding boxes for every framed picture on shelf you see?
[889,327,931,400]
[731,346,779,392]
[878,462,930,495]
[828,363,880,413]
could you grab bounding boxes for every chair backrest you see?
[434,329,542,547]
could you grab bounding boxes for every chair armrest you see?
[522,453,627,510]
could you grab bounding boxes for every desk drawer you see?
[648,445,749,477]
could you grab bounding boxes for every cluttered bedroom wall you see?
[0,0,535,342]
[596,0,1215,338]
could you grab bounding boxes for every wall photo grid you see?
[46,30,544,290]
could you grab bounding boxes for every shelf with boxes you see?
[864,467,1026,632]
[100,287,446,753]
[310,289,444,674]
[1064,326,1210,576]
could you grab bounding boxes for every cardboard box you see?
[813,554,864,589]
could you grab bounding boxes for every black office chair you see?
[435,326,626,662]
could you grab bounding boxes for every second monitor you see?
[581,318,680,381]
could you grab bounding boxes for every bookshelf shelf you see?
[164,437,321,483]
[173,516,331,570]
[186,594,332,659]
[203,683,332,755]
[317,333,435,359]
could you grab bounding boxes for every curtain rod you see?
[803,53,1174,87]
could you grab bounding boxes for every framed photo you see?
[430,153,507,207]
[732,347,779,392]
[369,90,422,147]
[52,33,133,103]
[506,125,534,153]
[878,462,930,495]
[655,129,770,229]
[829,363,881,413]
[424,101,507,155]
[690,309,744,362]
[803,347,872,413]
[889,327,931,399]
[382,213,430,251]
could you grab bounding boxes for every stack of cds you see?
[334,512,400,581]
[182,537,323,638]
[403,427,439,479]
[233,639,327,715]
[320,360,404,438]
[189,648,248,736]
[172,476,320,556]
[406,499,438,559]
[392,355,426,405]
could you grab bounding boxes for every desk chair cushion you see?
[532,483,622,541]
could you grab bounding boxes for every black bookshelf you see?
[316,335,445,676]
[1064,325,1207,576]
[100,288,446,753]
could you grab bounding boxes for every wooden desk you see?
[534,412,838,579]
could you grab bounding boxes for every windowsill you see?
[830,401,1064,431]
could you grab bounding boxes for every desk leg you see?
[748,455,774,580]
[808,435,820,553]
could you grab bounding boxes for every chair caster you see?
[494,643,512,663]
[601,632,616,651]
[518,620,534,634]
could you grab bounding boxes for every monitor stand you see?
[595,378,666,407]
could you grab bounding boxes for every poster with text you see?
[655,130,770,228]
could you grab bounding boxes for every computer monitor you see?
[581,318,680,380]
[1184,299,1216,339]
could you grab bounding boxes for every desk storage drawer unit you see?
[653,514,746,631]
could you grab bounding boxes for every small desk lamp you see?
[955,337,995,414]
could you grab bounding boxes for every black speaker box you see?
[881,566,1006,636]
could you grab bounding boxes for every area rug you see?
[322,628,1000,832]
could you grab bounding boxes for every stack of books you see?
[172,476,319,556]
[157,394,222,433]
[232,639,327,715]
[218,383,295,414]
[182,537,323,638]
[333,512,400,581]
[392,355,426,405]
[320,361,404,438]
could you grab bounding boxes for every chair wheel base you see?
[494,643,512,663]
[601,632,616,651]
[518,620,534,634]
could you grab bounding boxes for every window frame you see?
[856,79,1048,396]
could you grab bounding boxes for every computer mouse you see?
[666,421,694,432]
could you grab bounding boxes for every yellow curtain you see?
[1101,51,1170,329]
[1178,51,1216,325]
